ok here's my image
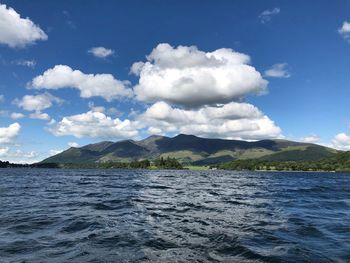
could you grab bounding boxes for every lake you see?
[0,169,349,262]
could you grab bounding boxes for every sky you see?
[1,0,350,163]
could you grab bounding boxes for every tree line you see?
[0,160,59,168]
[218,152,350,172]
[59,157,183,169]
[0,157,183,170]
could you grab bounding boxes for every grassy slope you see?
[42,148,99,164]
[160,150,205,162]
[260,145,337,162]
[192,155,234,165]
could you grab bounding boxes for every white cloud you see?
[87,103,120,116]
[14,59,36,68]
[0,145,42,164]
[10,112,25,119]
[49,111,138,139]
[265,63,290,78]
[91,106,105,113]
[88,47,114,58]
[106,107,122,117]
[15,150,38,159]
[300,134,320,143]
[0,147,9,156]
[48,119,56,125]
[128,108,140,118]
[13,93,62,111]
[132,43,267,108]
[25,152,37,158]
[259,7,280,24]
[29,112,50,120]
[147,127,163,135]
[138,101,282,140]
[331,133,350,151]
[0,147,38,163]
[338,21,350,42]
[88,101,105,113]
[68,142,79,147]
[49,149,63,156]
[0,94,4,102]
[30,65,133,101]
[0,4,47,48]
[0,123,21,143]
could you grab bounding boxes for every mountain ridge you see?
[41,134,338,165]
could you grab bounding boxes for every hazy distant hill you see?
[41,134,338,165]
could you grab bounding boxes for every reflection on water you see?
[0,169,349,262]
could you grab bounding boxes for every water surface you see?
[0,169,349,262]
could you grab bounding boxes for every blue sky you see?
[1,0,350,163]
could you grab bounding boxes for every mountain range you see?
[41,134,338,165]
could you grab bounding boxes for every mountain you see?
[41,134,338,165]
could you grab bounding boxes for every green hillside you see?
[260,145,337,161]
[42,147,99,164]
[219,151,350,172]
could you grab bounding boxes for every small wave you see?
[296,224,324,238]
[92,203,114,210]
[60,220,102,233]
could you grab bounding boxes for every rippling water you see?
[0,169,349,262]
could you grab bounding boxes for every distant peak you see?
[174,133,197,138]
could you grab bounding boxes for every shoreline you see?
[1,167,349,173]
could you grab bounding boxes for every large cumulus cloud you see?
[30,65,133,101]
[13,93,62,112]
[138,101,282,140]
[49,110,138,139]
[0,123,21,143]
[132,43,268,108]
[0,4,47,48]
